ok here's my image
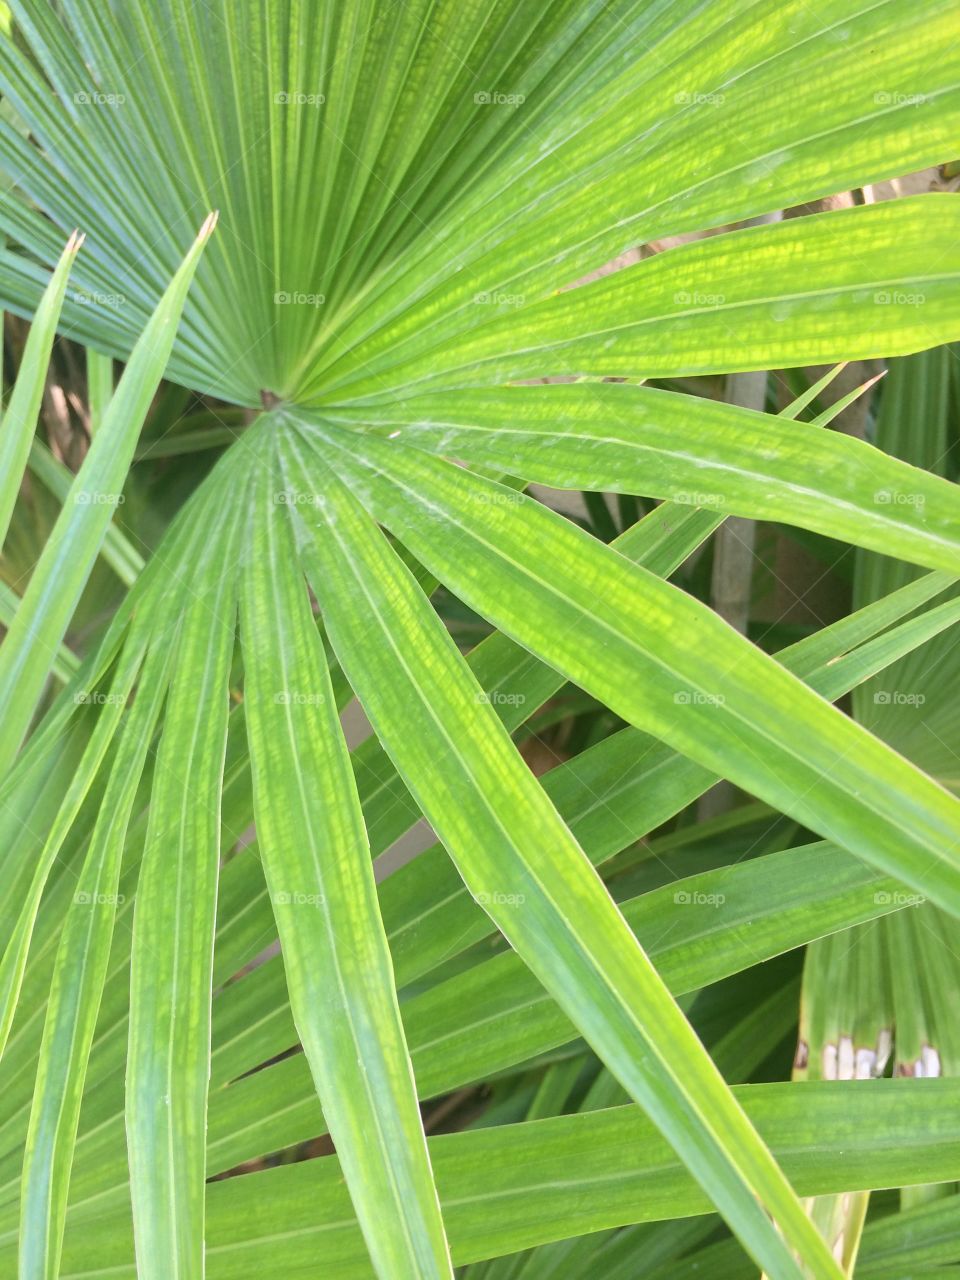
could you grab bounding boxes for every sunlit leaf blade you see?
[0,502,946,1244]
[20,634,174,1279]
[383,587,960,997]
[85,348,113,436]
[1,5,958,406]
[239,443,452,1280]
[308,424,960,916]
[37,1080,960,1277]
[352,494,722,861]
[320,366,867,868]
[396,844,912,1103]
[0,231,81,548]
[0,213,217,776]
[103,483,952,1195]
[324,197,960,401]
[27,438,143,586]
[6,576,948,1218]
[0,635,146,1062]
[0,583,76,683]
[325,381,960,573]
[785,344,960,1270]
[279,425,842,1280]
[0,426,247,862]
[201,837,925,1183]
[306,2,960,400]
[126,487,240,1280]
[0,5,957,1277]
[477,982,808,1280]
[197,1077,960,1275]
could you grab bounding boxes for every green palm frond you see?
[0,3,959,1278]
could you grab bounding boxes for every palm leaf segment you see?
[1,1,960,1276]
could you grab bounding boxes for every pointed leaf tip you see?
[198,210,219,240]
